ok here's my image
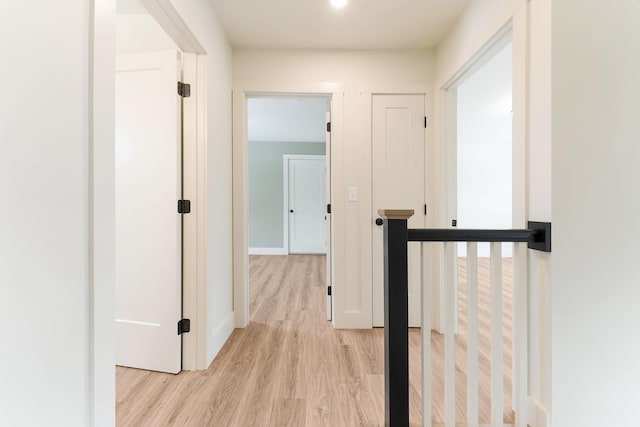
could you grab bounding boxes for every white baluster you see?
[466,242,479,425]
[421,243,432,427]
[490,242,504,425]
[443,242,456,426]
[513,242,528,426]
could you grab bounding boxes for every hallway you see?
[116,254,514,426]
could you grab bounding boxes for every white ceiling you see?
[248,98,329,143]
[209,0,470,50]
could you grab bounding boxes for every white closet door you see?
[372,94,425,327]
[115,50,182,374]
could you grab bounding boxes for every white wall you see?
[0,1,92,425]
[165,0,234,366]
[551,1,640,425]
[234,49,435,328]
[435,0,553,423]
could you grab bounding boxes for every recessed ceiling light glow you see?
[330,0,347,9]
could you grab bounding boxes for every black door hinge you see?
[327,286,332,296]
[327,204,332,214]
[177,81,191,98]
[424,204,427,215]
[178,199,191,214]
[452,219,457,227]
[424,116,428,128]
[178,318,191,335]
[327,122,331,132]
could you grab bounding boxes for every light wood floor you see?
[116,255,514,426]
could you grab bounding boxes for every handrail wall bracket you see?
[527,221,552,252]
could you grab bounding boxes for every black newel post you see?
[379,209,414,427]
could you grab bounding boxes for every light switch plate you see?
[348,187,358,202]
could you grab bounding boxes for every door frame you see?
[91,0,207,423]
[437,22,525,333]
[370,93,427,328]
[131,0,208,373]
[283,154,327,255]
[233,84,343,328]
[359,83,433,330]
[436,13,530,421]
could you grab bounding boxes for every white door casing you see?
[115,50,183,374]
[372,94,425,327]
[325,107,333,320]
[285,155,327,254]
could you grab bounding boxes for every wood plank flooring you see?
[116,254,514,426]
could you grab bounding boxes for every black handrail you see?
[408,228,536,242]
[379,210,551,426]
[407,221,551,252]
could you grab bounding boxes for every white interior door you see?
[325,108,333,320]
[372,94,425,327]
[115,50,183,374]
[287,156,327,254]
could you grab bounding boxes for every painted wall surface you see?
[234,49,435,328]
[0,1,91,425]
[551,1,640,425]
[167,0,235,366]
[249,142,325,249]
[435,0,552,422]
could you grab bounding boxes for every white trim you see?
[180,52,208,371]
[325,108,333,322]
[528,397,551,427]
[282,156,289,254]
[233,83,343,329]
[512,6,529,424]
[207,311,235,366]
[90,1,116,425]
[138,0,205,54]
[440,21,514,90]
[248,247,287,255]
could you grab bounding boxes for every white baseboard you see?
[528,397,551,427]
[248,247,287,255]
[206,311,235,367]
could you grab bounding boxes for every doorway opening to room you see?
[454,40,513,254]
[115,0,187,376]
[436,30,524,424]
[247,96,333,322]
[114,0,208,384]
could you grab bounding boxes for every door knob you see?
[375,218,384,226]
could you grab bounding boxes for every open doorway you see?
[114,0,207,377]
[438,31,519,423]
[115,0,185,375]
[456,40,513,254]
[247,96,333,321]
